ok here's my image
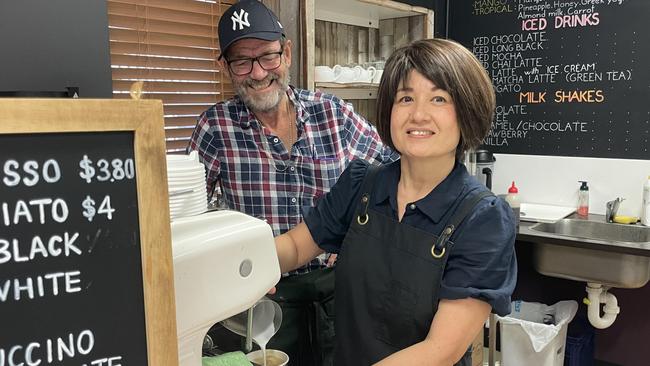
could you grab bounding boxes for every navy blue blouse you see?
[303,159,518,316]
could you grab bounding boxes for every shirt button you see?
[289,166,295,172]
[410,204,417,210]
[273,137,279,143]
[291,197,297,203]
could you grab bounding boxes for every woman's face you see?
[389,70,460,163]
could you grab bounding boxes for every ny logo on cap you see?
[231,9,250,30]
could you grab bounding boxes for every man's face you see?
[222,38,292,113]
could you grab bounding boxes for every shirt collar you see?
[374,160,470,224]
[230,94,254,128]
[374,160,399,210]
[288,86,309,129]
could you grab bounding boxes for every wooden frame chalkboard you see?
[0,99,177,365]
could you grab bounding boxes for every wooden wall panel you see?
[379,19,394,60]
[394,17,410,49]
[315,20,381,66]
[314,20,324,66]
[358,29,368,64]
[340,24,352,64]
[261,0,302,86]
[335,99,378,125]
[262,0,280,13]
[409,15,425,41]
[379,14,428,59]
[368,28,378,61]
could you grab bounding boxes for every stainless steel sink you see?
[529,219,650,288]
[531,219,650,243]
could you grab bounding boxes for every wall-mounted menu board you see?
[448,0,650,159]
[0,99,177,365]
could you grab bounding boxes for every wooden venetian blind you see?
[108,0,237,152]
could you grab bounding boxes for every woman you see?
[275,39,517,365]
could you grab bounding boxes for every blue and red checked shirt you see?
[188,86,399,275]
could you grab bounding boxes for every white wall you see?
[491,154,650,216]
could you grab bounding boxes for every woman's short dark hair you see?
[375,38,496,159]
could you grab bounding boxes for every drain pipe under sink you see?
[584,283,620,329]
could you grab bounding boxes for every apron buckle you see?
[431,225,455,258]
[357,213,369,225]
[431,246,446,258]
[357,194,371,225]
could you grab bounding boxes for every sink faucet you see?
[606,198,624,223]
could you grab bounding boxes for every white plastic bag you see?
[496,300,579,366]
[498,300,578,352]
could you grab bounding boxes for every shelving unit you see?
[314,82,378,100]
[302,0,433,122]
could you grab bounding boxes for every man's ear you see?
[218,58,229,75]
[283,39,292,68]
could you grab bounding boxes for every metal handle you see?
[488,313,497,366]
[244,307,254,353]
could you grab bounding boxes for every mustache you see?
[244,75,277,88]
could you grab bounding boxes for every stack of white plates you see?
[166,151,208,220]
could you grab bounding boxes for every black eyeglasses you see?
[226,49,284,76]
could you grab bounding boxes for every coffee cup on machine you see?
[246,349,289,366]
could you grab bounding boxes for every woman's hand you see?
[326,253,338,267]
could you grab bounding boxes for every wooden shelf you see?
[315,82,379,88]
[315,0,430,28]
[315,83,378,100]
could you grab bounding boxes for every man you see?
[188,1,397,364]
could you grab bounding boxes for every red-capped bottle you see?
[505,181,520,230]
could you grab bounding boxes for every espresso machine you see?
[171,210,281,366]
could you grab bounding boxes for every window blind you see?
[108,0,237,152]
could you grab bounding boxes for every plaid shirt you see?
[188,86,398,275]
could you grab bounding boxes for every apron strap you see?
[432,190,494,256]
[355,163,382,226]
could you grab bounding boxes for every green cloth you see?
[202,351,252,366]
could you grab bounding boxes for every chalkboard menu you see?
[0,99,178,365]
[448,0,650,159]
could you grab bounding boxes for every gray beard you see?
[237,73,291,113]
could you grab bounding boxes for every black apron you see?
[334,164,491,365]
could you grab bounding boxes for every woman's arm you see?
[375,298,490,366]
[275,222,325,273]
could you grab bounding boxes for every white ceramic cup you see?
[372,69,384,84]
[357,66,376,83]
[246,349,289,366]
[333,65,362,83]
[314,65,336,82]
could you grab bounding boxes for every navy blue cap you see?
[218,0,285,60]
